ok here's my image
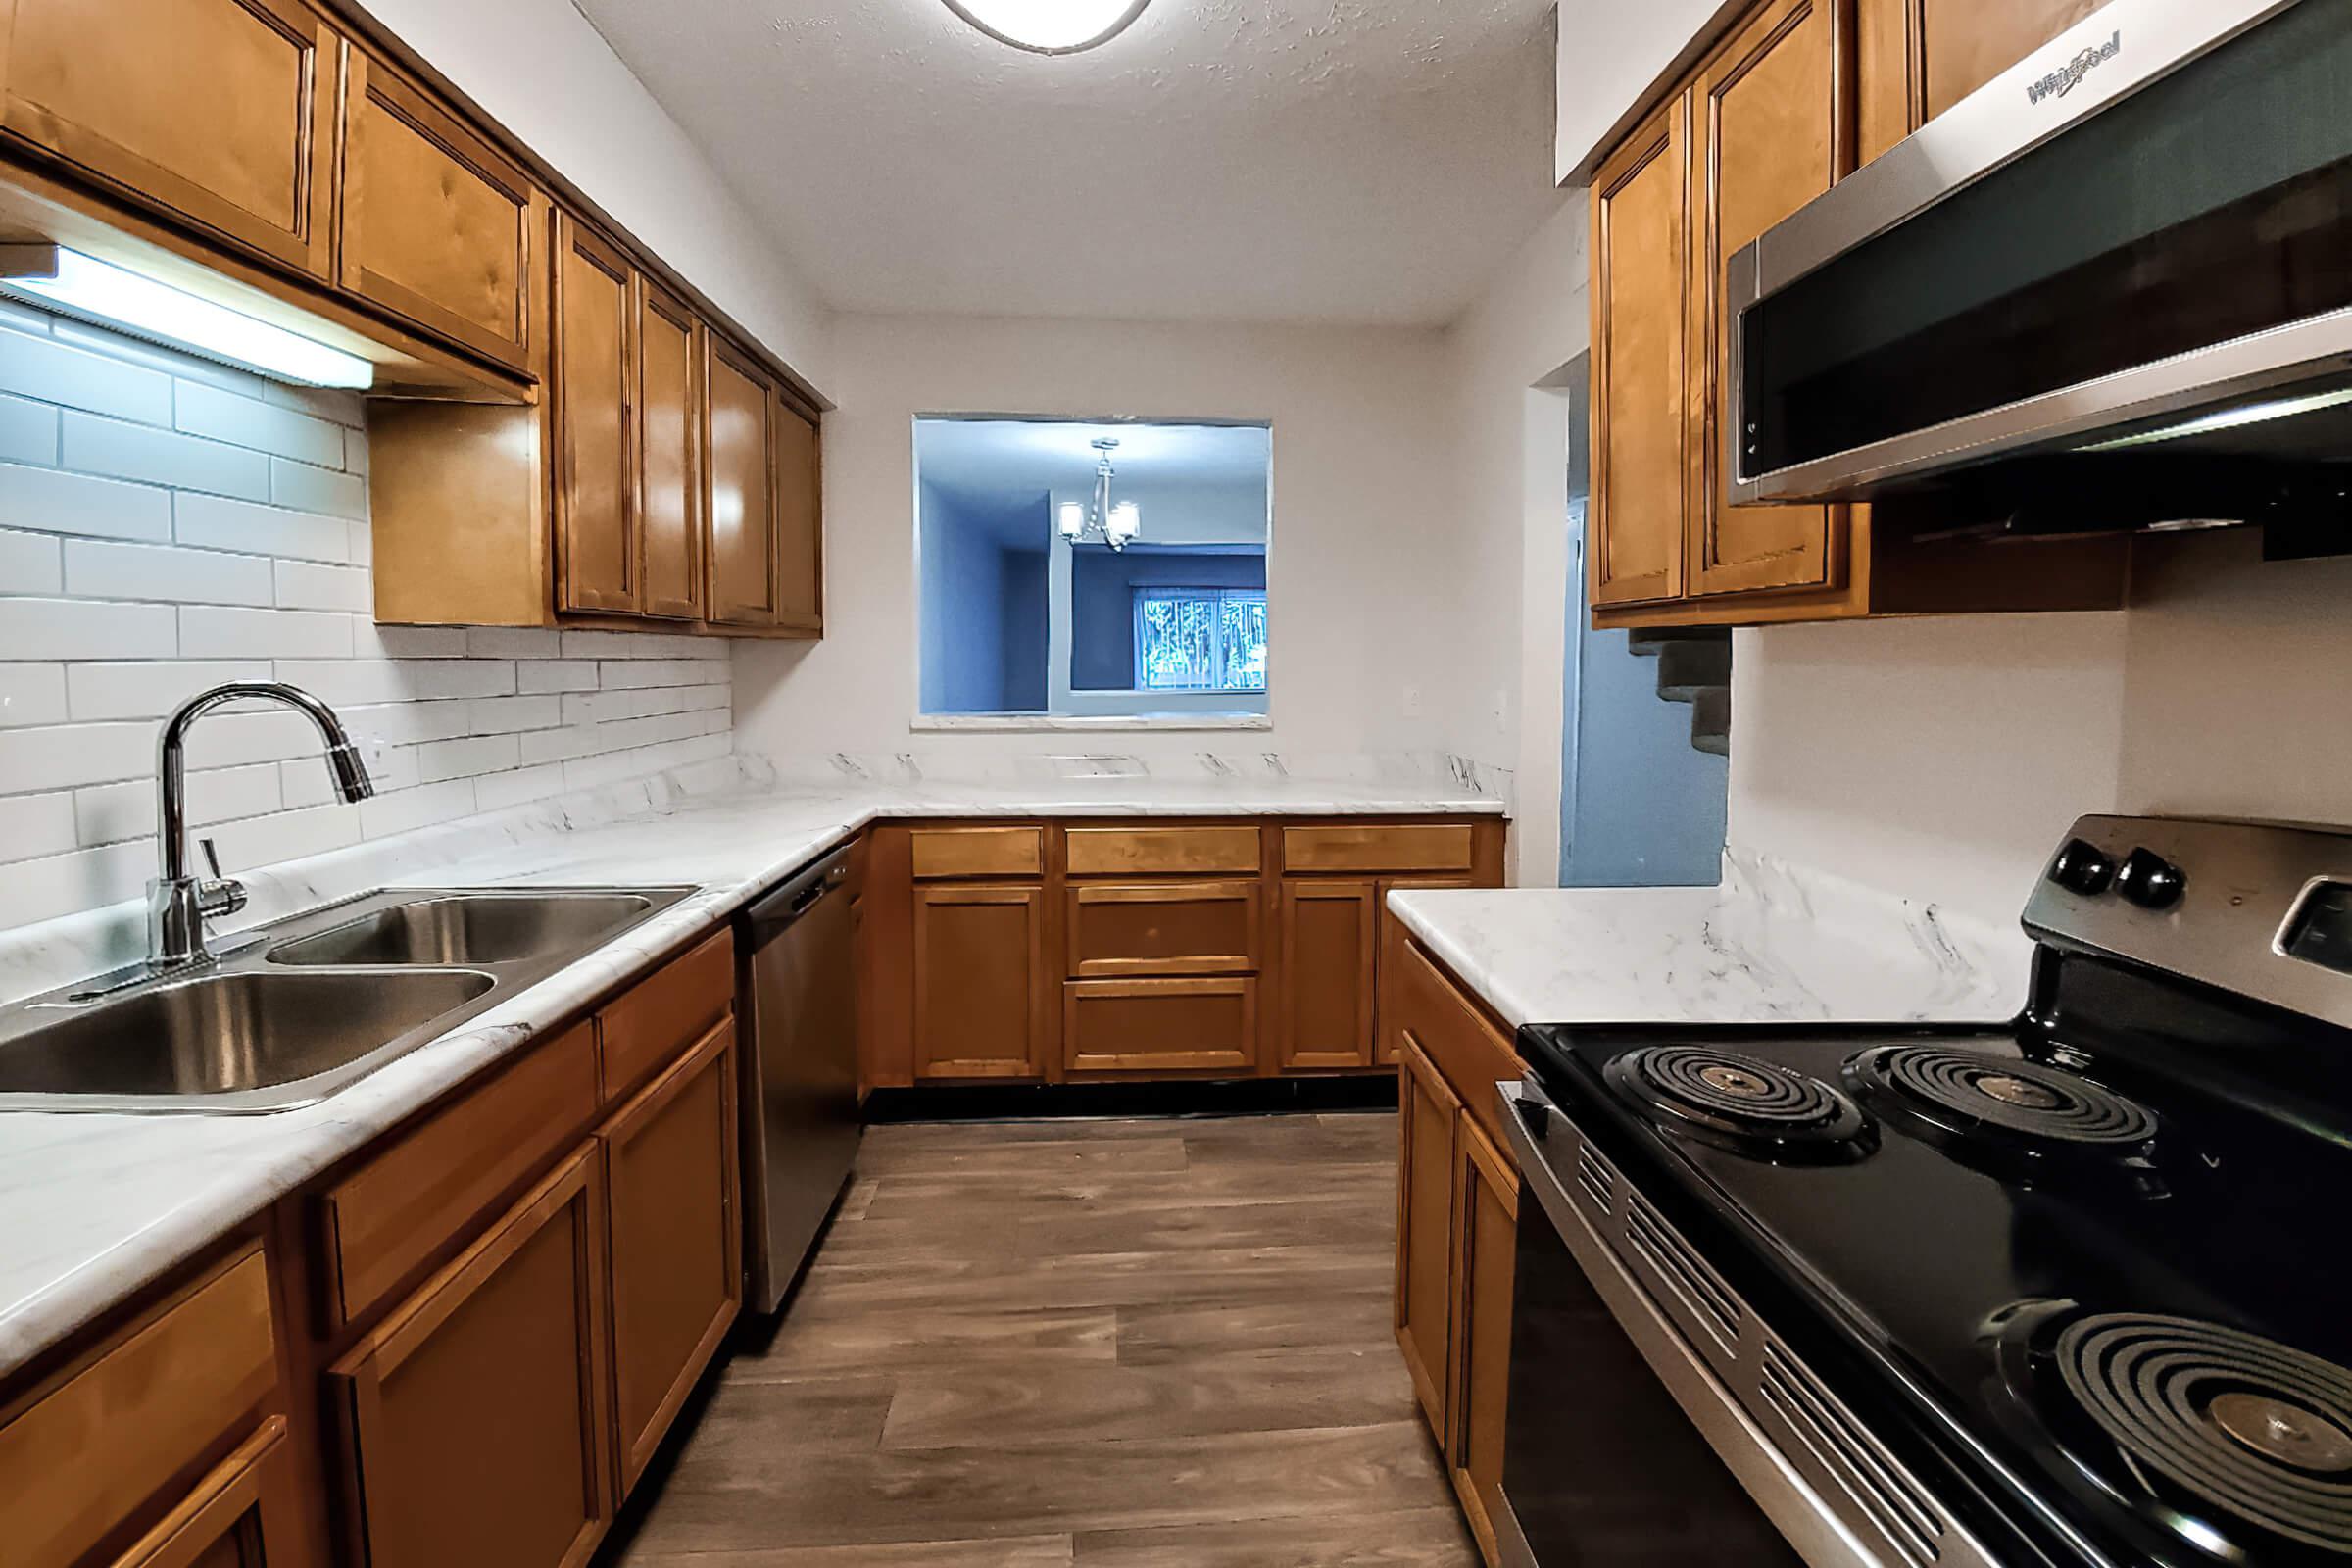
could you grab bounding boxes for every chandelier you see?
[940,0,1151,55]
[1058,438,1143,552]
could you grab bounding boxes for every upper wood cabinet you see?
[0,0,340,276]
[1920,0,2111,121]
[1688,0,1845,600]
[554,215,636,615]
[1589,92,1690,609]
[339,49,542,374]
[705,336,782,629]
[773,396,823,633]
[637,278,706,621]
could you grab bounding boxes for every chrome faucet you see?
[148,682,375,969]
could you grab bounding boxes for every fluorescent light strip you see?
[0,249,373,390]
[2076,387,2352,452]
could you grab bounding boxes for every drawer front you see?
[598,928,732,1102]
[909,826,1043,880]
[1393,938,1519,1147]
[1063,978,1256,1076]
[0,1245,278,1568]
[1284,824,1477,876]
[1066,881,1260,978]
[1064,825,1260,877]
[320,1019,599,1328]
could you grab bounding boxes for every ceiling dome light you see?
[940,0,1150,54]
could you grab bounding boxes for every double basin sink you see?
[0,886,692,1114]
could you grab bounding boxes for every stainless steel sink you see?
[0,884,694,1114]
[0,969,494,1103]
[268,892,658,967]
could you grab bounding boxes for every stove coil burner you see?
[2056,1312,2352,1553]
[1845,1046,2157,1152]
[1605,1046,1872,1160]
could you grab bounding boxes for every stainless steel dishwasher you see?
[738,846,861,1315]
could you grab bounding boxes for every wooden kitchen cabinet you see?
[328,1144,612,1568]
[773,396,823,633]
[705,336,783,629]
[0,0,340,278]
[107,1417,301,1568]
[1395,1031,1463,1437]
[1064,976,1257,1076]
[554,213,635,615]
[1278,879,1377,1070]
[339,49,542,374]
[912,884,1049,1080]
[600,1017,739,1492]
[1450,1113,1520,1564]
[637,278,706,620]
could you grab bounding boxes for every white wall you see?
[1438,199,1590,883]
[1555,0,1745,184]
[365,0,832,393]
[1725,529,2352,932]
[732,313,1454,764]
[0,308,732,935]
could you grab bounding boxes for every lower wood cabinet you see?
[912,884,1047,1080]
[1450,1113,1521,1562]
[601,1017,740,1492]
[1396,1032,1464,1430]
[329,1144,612,1568]
[1064,977,1257,1076]
[110,1417,300,1568]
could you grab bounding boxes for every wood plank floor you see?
[605,1111,1478,1567]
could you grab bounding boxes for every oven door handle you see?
[1494,1076,1894,1568]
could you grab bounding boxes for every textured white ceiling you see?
[568,0,1561,325]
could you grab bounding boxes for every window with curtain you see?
[1134,586,1268,692]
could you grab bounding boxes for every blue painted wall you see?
[1068,546,1267,692]
[1000,550,1049,711]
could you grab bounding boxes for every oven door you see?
[1498,1078,1872,1568]
[1726,0,2352,514]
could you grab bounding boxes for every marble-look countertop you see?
[1388,850,2031,1031]
[0,764,1500,1380]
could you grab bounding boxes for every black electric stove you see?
[1502,816,2352,1568]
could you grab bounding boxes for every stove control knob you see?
[2048,838,2116,897]
[2115,848,2186,910]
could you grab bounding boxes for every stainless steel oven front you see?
[1725,0,2352,510]
[1494,1078,1998,1568]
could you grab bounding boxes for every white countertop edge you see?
[907,713,1275,732]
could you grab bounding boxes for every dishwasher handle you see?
[744,848,852,938]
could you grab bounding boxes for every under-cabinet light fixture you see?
[2075,387,2352,452]
[940,0,1151,54]
[0,246,374,390]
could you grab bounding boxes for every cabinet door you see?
[636,280,704,621]
[1278,879,1376,1071]
[1590,91,1691,608]
[1922,0,2110,120]
[601,1017,738,1492]
[554,214,635,615]
[329,1145,612,1568]
[704,337,781,628]
[0,0,337,276]
[1395,1032,1461,1442]
[1449,1115,1519,1566]
[106,1417,300,1568]
[1689,0,1847,599]
[912,886,1045,1080]
[340,51,539,372]
[772,404,822,634]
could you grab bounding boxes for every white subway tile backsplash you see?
[0,392,57,466]
[65,661,272,721]
[0,665,67,728]
[0,528,64,594]
[64,412,270,500]
[269,457,365,519]
[0,324,173,424]
[65,539,274,607]
[174,380,344,467]
[0,598,177,662]
[271,559,370,612]
[0,311,734,928]
[175,493,349,562]
[0,462,172,542]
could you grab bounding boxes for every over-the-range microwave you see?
[1726,0,2352,543]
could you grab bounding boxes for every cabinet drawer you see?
[1067,881,1260,977]
[1283,824,1476,876]
[597,927,732,1102]
[1063,978,1256,1076]
[108,1414,297,1568]
[1393,938,1518,1147]
[1064,825,1260,877]
[909,825,1043,880]
[0,1245,278,1568]
[319,1019,599,1328]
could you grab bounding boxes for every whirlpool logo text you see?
[2027,31,2122,103]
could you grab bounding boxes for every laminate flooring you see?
[606,1110,1478,1568]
